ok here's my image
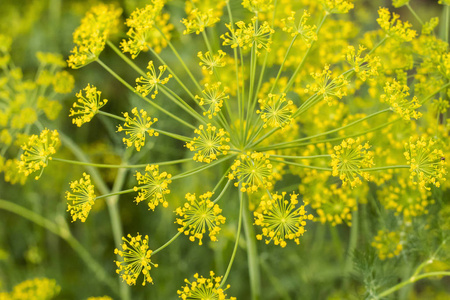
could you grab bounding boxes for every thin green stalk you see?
[52,157,191,168]
[446,5,450,44]
[96,188,135,200]
[107,40,146,76]
[96,59,196,130]
[171,156,232,180]
[155,24,203,93]
[270,35,298,94]
[284,13,328,93]
[0,199,119,295]
[212,180,232,204]
[152,231,183,255]
[269,154,331,159]
[220,187,244,287]
[421,82,450,105]
[361,165,409,172]
[98,110,126,122]
[344,209,358,283]
[242,190,261,300]
[269,158,332,171]
[378,272,450,298]
[406,3,424,26]
[145,45,197,102]
[159,85,206,124]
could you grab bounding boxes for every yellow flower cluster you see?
[135,61,172,99]
[181,8,219,35]
[371,229,403,260]
[242,0,273,13]
[257,93,294,129]
[7,278,60,300]
[134,164,172,210]
[120,1,169,58]
[404,137,447,190]
[114,233,158,286]
[344,45,381,82]
[281,10,317,47]
[177,271,236,300]
[117,108,159,151]
[319,0,354,14]
[185,123,230,163]
[65,172,96,222]
[305,65,349,105]
[18,129,60,180]
[229,152,273,193]
[331,138,374,188]
[222,18,274,55]
[69,84,108,127]
[380,79,422,121]
[175,192,226,245]
[377,7,416,42]
[196,82,229,119]
[307,184,358,226]
[197,50,227,75]
[67,4,122,68]
[378,178,432,220]
[254,192,313,247]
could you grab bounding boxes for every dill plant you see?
[1,0,450,299]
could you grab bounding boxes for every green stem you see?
[96,59,195,130]
[242,190,261,300]
[171,156,232,180]
[155,24,203,93]
[284,13,328,93]
[269,154,331,159]
[212,180,232,204]
[96,188,135,200]
[270,158,332,171]
[152,231,183,255]
[344,208,358,283]
[53,157,191,168]
[159,85,206,124]
[106,40,146,76]
[220,186,244,287]
[0,199,119,295]
[378,272,450,298]
[361,165,409,172]
[406,3,424,26]
[98,110,126,121]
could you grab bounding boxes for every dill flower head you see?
[10,278,61,300]
[134,164,172,210]
[242,0,273,13]
[319,0,354,14]
[52,70,75,94]
[305,65,349,106]
[69,84,108,127]
[185,123,230,163]
[331,138,374,188]
[36,52,66,68]
[371,229,403,260]
[377,7,417,42]
[18,129,60,180]
[254,192,313,248]
[222,18,274,55]
[344,45,381,81]
[229,152,273,193]
[281,10,317,47]
[117,107,159,151]
[257,93,294,129]
[67,4,122,69]
[120,2,167,58]
[135,61,172,99]
[404,137,447,190]
[114,233,158,286]
[380,79,422,121]
[177,271,236,300]
[65,172,96,222]
[175,192,226,245]
[181,8,220,35]
[307,184,358,226]
[197,50,227,75]
[378,178,432,220]
[196,82,229,119]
